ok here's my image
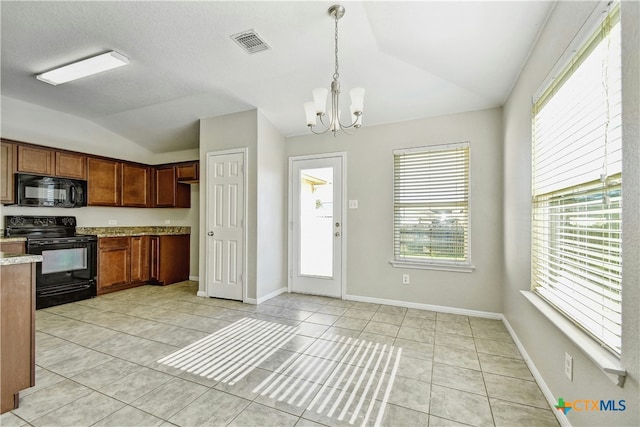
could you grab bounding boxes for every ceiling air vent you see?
[231,30,270,54]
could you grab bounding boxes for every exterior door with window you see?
[290,155,344,298]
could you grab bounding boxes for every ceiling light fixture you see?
[304,5,365,136]
[36,51,129,86]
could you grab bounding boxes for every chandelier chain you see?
[333,14,339,81]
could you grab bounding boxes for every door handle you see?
[207,231,214,236]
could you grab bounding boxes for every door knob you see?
[207,231,214,236]
[335,231,341,237]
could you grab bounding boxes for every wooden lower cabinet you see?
[99,234,189,293]
[97,237,130,294]
[0,241,25,254]
[130,236,150,283]
[0,262,36,414]
[149,235,190,285]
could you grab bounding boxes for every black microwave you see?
[15,174,87,208]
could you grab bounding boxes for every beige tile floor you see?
[1,282,560,427]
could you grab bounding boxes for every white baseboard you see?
[257,287,288,304]
[343,294,501,320]
[501,315,570,427]
[189,276,199,282]
[196,290,206,298]
[244,298,257,305]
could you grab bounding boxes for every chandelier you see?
[304,5,365,136]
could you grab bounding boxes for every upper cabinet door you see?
[177,162,198,182]
[1,142,16,204]
[17,145,53,175]
[87,157,121,206]
[121,163,150,207]
[154,167,177,207]
[154,166,190,208]
[55,151,86,179]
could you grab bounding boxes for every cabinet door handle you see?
[207,231,214,236]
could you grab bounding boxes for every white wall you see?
[256,111,287,300]
[502,2,639,426]
[1,96,200,277]
[199,110,259,300]
[287,108,504,314]
[198,109,288,302]
[2,96,200,163]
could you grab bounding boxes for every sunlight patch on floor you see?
[158,317,298,385]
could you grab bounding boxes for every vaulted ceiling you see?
[1,1,553,153]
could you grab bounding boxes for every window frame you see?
[391,142,473,272]
[530,3,622,357]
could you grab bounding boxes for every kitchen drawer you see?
[98,237,129,249]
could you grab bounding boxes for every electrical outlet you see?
[565,352,573,381]
[402,274,410,285]
[108,220,117,225]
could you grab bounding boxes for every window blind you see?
[532,6,622,355]
[393,143,470,266]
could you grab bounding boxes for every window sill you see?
[521,290,626,387]
[390,260,475,273]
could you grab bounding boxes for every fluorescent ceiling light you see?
[36,51,129,86]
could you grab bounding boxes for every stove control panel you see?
[6,216,76,227]
[4,216,78,238]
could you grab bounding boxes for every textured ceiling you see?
[0,1,554,153]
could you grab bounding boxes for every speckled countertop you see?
[0,237,27,243]
[0,252,42,266]
[76,226,190,238]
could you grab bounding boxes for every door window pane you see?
[299,167,333,277]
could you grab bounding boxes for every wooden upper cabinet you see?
[87,157,121,206]
[154,166,190,208]
[17,145,53,175]
[121,163,150,207]
[176,162,198,183]
[5,141,195,209]
[15,145,86,179]
[1,142,16,204]
[55,151,86,179]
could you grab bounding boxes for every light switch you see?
[348,200,358,209]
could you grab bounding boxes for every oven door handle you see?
[37,282,93,297]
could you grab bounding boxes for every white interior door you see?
[290,154,344,298]
[206,150,245,300]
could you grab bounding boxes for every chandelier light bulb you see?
[350,87,365,114]
[312,88,328,114]
[304,102,317,126]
